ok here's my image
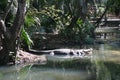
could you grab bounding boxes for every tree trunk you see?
[0,0,27,65]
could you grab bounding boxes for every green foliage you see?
[76,19,95,43]
[60,18,95,44]
[40,5,63,33]
[85,36,94,44]
[25,6,41,27]
[25,14,37,27]
[21,27,33,48]
[30,0,97,44]
[0,0,7,12]
[108,0,120,16]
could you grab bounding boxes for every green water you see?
[92,42,120,80]
[0,42,120,80]
[0,66,93,80]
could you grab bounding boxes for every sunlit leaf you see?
[21,27,33,48]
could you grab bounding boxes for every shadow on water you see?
[0,42,120,80]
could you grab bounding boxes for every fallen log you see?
[16,50,47,64]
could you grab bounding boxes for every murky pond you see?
[93,43,120,62]
[0,66,93,80]
[0,42,120,80]
[92,42,120,80]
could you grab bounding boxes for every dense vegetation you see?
[0,0,120,65]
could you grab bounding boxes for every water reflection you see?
[92,42,120,80]
[0,66,93,80]
[95,61,111,80]
[0,43,120,80]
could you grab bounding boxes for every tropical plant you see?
[0,0,31,65]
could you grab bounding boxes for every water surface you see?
[0,42,120,80]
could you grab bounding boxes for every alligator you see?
[27,48,93,56]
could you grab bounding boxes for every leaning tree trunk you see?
[0,0,27,65]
